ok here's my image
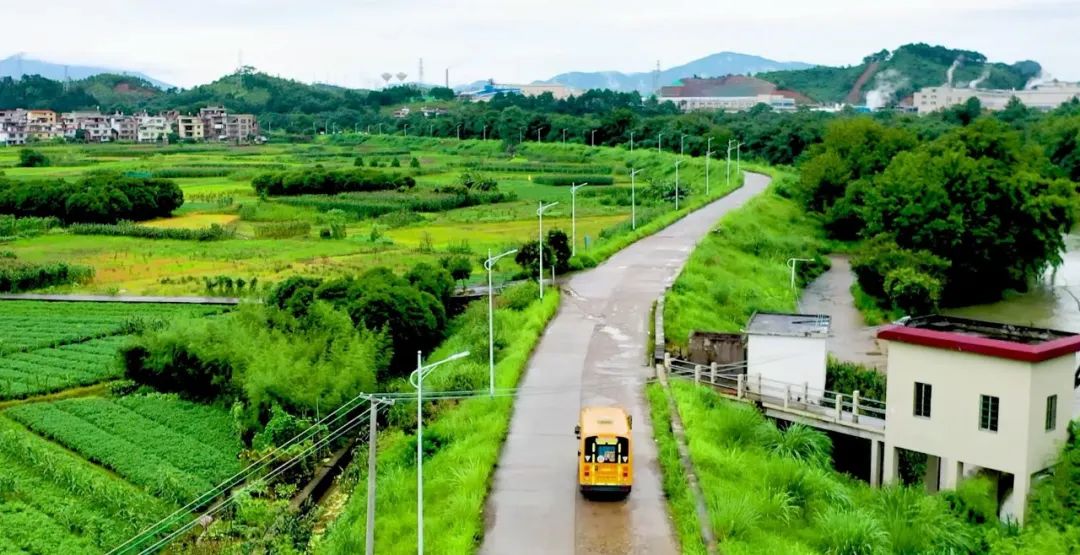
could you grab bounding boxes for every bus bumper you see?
[580,484,631,495]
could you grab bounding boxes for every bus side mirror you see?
[574,425,580,439]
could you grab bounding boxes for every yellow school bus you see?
[574,406,633,497]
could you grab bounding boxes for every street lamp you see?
[410,350,470,555]
[456,123,462,140]
[536,201,559,300]
[519,128,524,144]
[680,134,685,157]
[736,142,743,173]
[657,132,663,154]
[562,128,567,143]
[485,249,517,397]
[590,129,597,147]
[378,123,384,135]
[629,131,634,153]
[483,125,488,141]
[726,139,735,188]
[403,124,410,137]
[674,159,683,211]
[537,126,543,142]
[570,182,589,257]
[705,137,713,195]
[629,168,642,230]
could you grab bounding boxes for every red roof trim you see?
[877,325,1080,363]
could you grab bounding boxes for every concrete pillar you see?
[1000,471,1030,525]
[710,362,717,384]
[882,444,899,485]
[694,364,702,385]
[869,439,881,487]
[940,458,963,491]
[736,374,744,399]
[924,455,941,493]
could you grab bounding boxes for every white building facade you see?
[878,316,1080,524]
[745,312,830,395]
[914,81,1080,114]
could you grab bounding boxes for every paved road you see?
[481,173,770,555]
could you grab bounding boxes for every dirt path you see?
[480,173,771,555]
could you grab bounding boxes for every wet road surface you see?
[480,173,770,555]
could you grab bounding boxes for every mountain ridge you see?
[0,54,174,90]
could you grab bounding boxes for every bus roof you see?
[579,406,630,435]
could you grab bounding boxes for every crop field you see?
[0,300,227,354]
[2,135,738,295]
[0,336,128,400]
[6,394,244,504]
[0,417,172,554]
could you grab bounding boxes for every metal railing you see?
[665,356,886,432]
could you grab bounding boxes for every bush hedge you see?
[533,175,614,186]
[0,259,94,292]
[69,221,234,241]
[0,174,183,224]
[252,168,415,196]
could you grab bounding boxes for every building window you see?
[979,395,999,432]
[1046,394,1058,431]
[913,382,932,418]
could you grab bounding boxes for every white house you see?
[744,312,830,395]
[878,316,1080,524]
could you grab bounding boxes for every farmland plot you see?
[0,418,171,554]
[6,394,244,505]
[0,336,128,400]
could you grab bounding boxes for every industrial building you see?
[658,75,806,112]
[459,80,577,102]
[914,81,1080,114]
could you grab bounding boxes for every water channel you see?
[799,235,1080,412]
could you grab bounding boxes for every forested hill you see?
[758,43,1042,105]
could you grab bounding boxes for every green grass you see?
[5,393,244,505]
[850,281,904,326]
[645,382,708,555]
[667,380,985,554]
[663,170,830,350]
[314,286,560,554]
[0,416,172,553]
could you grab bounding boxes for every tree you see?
[514,240,553,279]
[546,229,571,272]
[390,158,401,168]
[440,255,473,288]
[406,263,454,307]
[409,157,420,168]
[354,156,364,167]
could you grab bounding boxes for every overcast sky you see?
[6,0,1078,88]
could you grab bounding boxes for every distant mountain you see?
[757,43,1042,106]
[0,54,174,90]
[544,52,814,94]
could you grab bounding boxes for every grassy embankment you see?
[313,287,559,554]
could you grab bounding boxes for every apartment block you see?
[176,116,205,140]
[136,114,171,143]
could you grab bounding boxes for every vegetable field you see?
[0,301,226,354]
[0,336,128,400]
[0,418,171,554]
[6,394,244,504]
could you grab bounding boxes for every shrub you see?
[884,266,943,315]
[826,358,886,400]
[0,173,183,224]
[533,175,614,186]
[0,260,94,292]
[850,238,949,300]
[458,170,499,192]
[0,215,60,237]
[17,148,49,167]
[276,191,514,220]
[814,507,888,555]
[390,158,401,168]
[409,157,420,168]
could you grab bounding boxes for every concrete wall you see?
[746,334,826,391]
[1025,355,1072,473]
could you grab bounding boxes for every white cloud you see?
[4,0,1077,87]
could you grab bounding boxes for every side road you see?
[481,172,771,554]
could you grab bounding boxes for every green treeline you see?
[251,167,416,196]
[0,173,183,224]
[795,103,1079,312]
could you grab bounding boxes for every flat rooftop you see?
[878,315,1080,363]
[745,312,830,338]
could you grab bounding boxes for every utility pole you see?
[630,168,642,230]
[537,127,542,142]
[483,125,488,141]
[674,159,683,211]
[570,182,589,257]
[365,396,394,555]
[705,137,713,195]
[537,201,559,299]
[591,129,597,147]
[657,132,662,154]
[629,131,634,153]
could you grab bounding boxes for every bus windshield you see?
[583,436,629,464]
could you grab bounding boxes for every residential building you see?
[199,106,228,140]
[744,312,830,395]
[175,115,204,140]
[914,81,1080,114]
[878,316,1080,524]
[0,110,27,145]
[225,113,258,141]
[26,109,60,141]
[109,113,138,142]
[62,111,111,142]
[136,114,171,143]
[659,76,806,112]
